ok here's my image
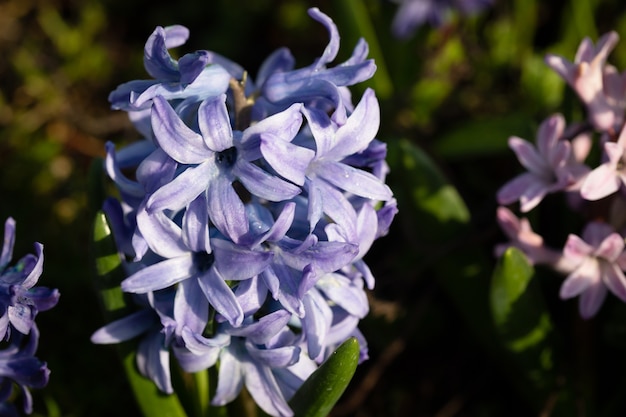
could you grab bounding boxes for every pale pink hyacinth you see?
[497,114,588,212]
[496,206,548,263]
[559,222,626,319]
[581,124,626,200]
[545,31,625,132]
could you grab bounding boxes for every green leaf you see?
[289,337,360,417]
[387,138,470,242]
[92,210,189,417]
[490,247,555,403]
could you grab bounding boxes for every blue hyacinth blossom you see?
[0,218,58,415]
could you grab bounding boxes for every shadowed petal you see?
[91,310,154,344]
[579,280,608,319]
[243,360,294,417]
[602,263,626,301]
[197,267,243,326]
[212,346,244,406]
[212,238,273,281]
[234,160,301,202]
[206,176,249,243]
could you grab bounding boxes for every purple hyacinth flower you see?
[497,114,588,212]
[121,205,273,327]
[191,310,302,417]
[0,218,57,414]
[146,94,302,243]
[0,326,50,415]
[559,222,626,319]
[262,8,376,125]
[294,89,393,235]
[0,218,59,338]
[109,25,231,112]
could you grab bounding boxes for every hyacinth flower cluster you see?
[390,0,494,39]
[0,218,59,416]
[91,7,397,417]
[495,30,626,319]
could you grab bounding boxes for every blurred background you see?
[3,0,626,416]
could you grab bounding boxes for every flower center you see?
[216,147,237,167]
[193,251,215,273]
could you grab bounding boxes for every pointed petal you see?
[21,243,43,289]
[206,176,249,243]
[197,267,243,326]
[235,159,301,201]
[595,233,625,261]
[121,254,194,293]
[302,290,332,360]
[332,88,380,157]
[243,360,294,417]
[508,137,547,175]
[136,203,188,258]
[228,310,292,345]
[143,26,182,80]
[581,163,621,200]
[91,310,154,344]
[536,114,565,159]
[602,263,626,302]
[174,279,209,334]
[212,347,244,406]
[317,273,369,317]
[182,194,211,253]
[560,258,598,299]
[147,161,214,212]
[497,171,535,206]
[152,96,211,164]
[198,94,233,151]
[260,133,314,186]
[0,218,15,271]
[579,280,608,319]
[212,238,273,281]
[137,331,173,393]
[314,160,393,201]
[247,342,300,368]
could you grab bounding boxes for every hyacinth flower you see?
[108,25,231,113]
[261,8,376,125]
[390,0,494,39]
[559,222,626,319]
[497,114,589,212]
[92,7,395,417]
[581,123,626,200]
[545,31,625,132]
[0,218,58,415]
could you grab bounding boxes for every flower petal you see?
[151,96,211,164]
[197,267,243,326]
[198,94,233,151]
[314,160,393,201]
[121,254,194,293]
[580,162,621,200]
